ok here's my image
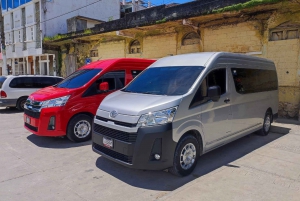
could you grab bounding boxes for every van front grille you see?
[24,109,40,119]
[93,142,133,164]
[93,124,137,143]
[95,116,137,128]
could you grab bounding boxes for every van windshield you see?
[56,69,102,89]
[0,76,7,89]
[122,66,204,96]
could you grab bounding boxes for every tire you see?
[16,97,28,111]
[257,110,272,136]
[67,114,92,142]
[169,135,199,177]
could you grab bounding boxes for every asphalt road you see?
[0,107,299,201]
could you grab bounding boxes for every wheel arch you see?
[66,112,94,133]
[178,129,204,156]
[16,96,29,105]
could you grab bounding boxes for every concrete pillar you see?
[46,54,49,76]
[33,56,36,75]
[12,59,15,75]
[39,55,42,75]
[53,54,56,76]
[26,56,30,75]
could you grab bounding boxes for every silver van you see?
[92,52,278,176]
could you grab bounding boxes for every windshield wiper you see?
[122,89,134,93]
[141,91,159,95]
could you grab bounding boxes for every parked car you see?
[0,75,63,110]
[92,52,279,176]
[24,58,155,142]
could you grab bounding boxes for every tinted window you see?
[35,77,63,88]
[9,77,63,88]
[82,71,125,97]
[9,77,34,88]
[231,68,278,94]
[56,69,101,89]
[190,68,226,108]
[123,66,204,96]
[0,76,7,89]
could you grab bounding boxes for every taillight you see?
[0,91,7,98]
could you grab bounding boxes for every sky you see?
[149,0,193,6]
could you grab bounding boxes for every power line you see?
[41,0,103,23]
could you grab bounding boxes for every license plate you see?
[103,137,113,149]
[26,116,31,124]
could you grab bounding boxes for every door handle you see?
[224,98,230,103]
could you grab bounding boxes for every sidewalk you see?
[160,121,300,201]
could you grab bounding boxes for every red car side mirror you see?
[99,82,109,91]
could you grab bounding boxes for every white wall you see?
[42,0,120,37]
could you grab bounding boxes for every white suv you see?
[0,75,63,110]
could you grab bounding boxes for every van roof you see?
[4,75,63,78]
[79,58,156,70]
[150,52,274,68]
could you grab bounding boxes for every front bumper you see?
[24,107,66,136]
[92,123,177,170]
[0,99,17,107]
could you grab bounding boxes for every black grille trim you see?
[25,123,38,132]
[95,116,137,128]
[24,109,40,119]
[93,142,133,164]
[94,124,137,143]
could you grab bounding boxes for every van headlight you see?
[41,95,70,108]
[137,107,177,127]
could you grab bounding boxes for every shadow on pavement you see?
[0,107,23,114]
[95,128,288,191]
[27,134,91,149]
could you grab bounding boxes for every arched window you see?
[129,40,141,54]
[182,32,200,46]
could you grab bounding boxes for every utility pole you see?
[0,1,7,75]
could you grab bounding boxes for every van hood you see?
[29,86,74,101]
[99,91,182,116]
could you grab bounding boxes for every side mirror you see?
[207,86,221,102]
[99,82,109,91]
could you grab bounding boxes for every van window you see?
[0,76,7,89]
[9,77,34,88]
[82,71,125,97]
[122,66,204,96]
[231,68,278,94]
[35,77,63,88]
[56,69,101,89]
[190,68,226,108]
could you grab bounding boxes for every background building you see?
[1,0,120,76]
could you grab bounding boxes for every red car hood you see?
[29,86,74,101]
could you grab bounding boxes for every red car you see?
[24,58,155,142]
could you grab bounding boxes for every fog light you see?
[154,154,161,160]
[48,116,56,130]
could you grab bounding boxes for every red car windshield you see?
[56,69,102,89]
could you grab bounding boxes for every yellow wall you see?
[98,40,125,59]
[203,22,262,53]
[142,33,177,59]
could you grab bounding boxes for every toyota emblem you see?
[110,110,118,118]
